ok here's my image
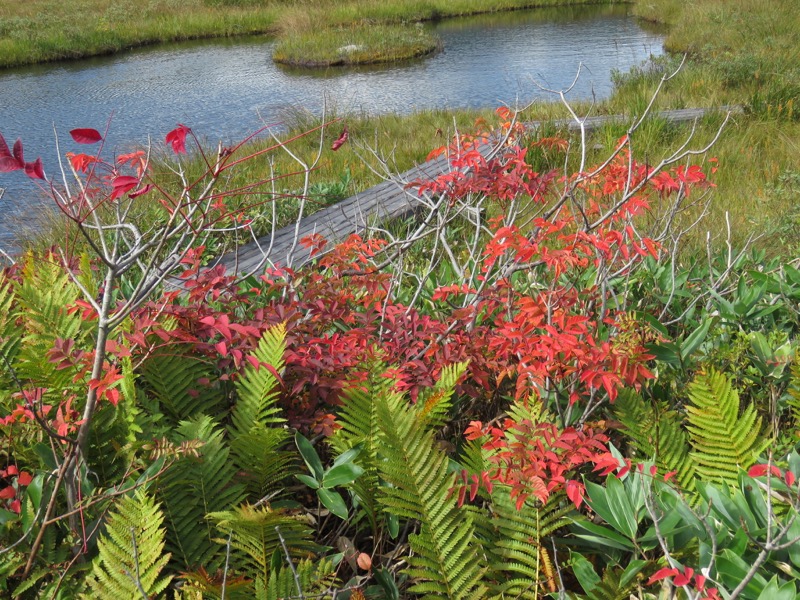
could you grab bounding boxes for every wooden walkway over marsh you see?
[217,106,739,276]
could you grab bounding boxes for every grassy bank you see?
[621,0,800,252]
[0,0,612,69]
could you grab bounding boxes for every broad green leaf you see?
[717,549,768,597]
[680,317,713,361]
[26,473,44,510]
[603,475,638,539]
[318,488,348,519]
[331,444,362,468]
[373,567,400,600]
[620,560,647,587]
[757,577,796,600]
[295,432,324,480]
[570,552,601,593]
[322,463,364,488]
[646,342,681,366]
[570,519,636,551]
[387,513,400,539]
[296,474,320,490]
[586,477,637,540]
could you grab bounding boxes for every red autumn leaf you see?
[110,175,140,200]
[166,124,191,154]
[565,479,585,509]
[646,567,679,586]
[331,126,348,151]
[0,156,21,172]
[13,139,23,164]
[673,568,693,587]
[0,136,23,172]
[0,133,11,159]
[68,153,97,173]
[748,464,782,479]
[24,158,45,180]
[70,128,103,144]
[128,184,153,199]
[17,472,32,486]
[0,486,15,500]
[6,465,17,476]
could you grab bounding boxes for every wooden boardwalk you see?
[216,106,738,276]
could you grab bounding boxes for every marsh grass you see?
[273,23,441,67]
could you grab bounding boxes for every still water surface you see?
[0,5,664,243]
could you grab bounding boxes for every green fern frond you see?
[231,323,286,431]
[264,558,337,600]
[141,350,224,423]
[488,487,573,599]
[229,324,292,497]
[458,436,494,481]
[232,428,293,498]
[83,489,172,599]
[331,371,399,534]
[14,258,89,392]
[506,394,550,425]
[614,390,696,491]
[686,370,768,484]
[208,504,319,584]
[159,416,247,571]
[377,384,488,600]
[415,362,468,430]
[0,280,22,389]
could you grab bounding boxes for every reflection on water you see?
[0,4,664,243]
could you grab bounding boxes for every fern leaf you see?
[231,323,286,431]
[488,487,573,599]
[414,362,468,430]
[141,350,224,423]
[0,280,22,389]
[208,504,319,584]
[686,370,767,484]
[377,385,487,600]
[265,558,337,600]
[83,489,172,599]
[331,371,399,534]
[14,258,89,392]
[229,324,292,497]
[614,390,696,491]
[159,416,247,571]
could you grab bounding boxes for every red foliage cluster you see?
[648,566,720,599]
[463,417,615,509]
[0,465,34,514]
[115,124,711,435]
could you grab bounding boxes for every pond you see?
[0,5,664,245]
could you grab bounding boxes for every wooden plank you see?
[215,106,740,276]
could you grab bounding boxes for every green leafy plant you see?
[295,431,364,519]
[83,489,171,599]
